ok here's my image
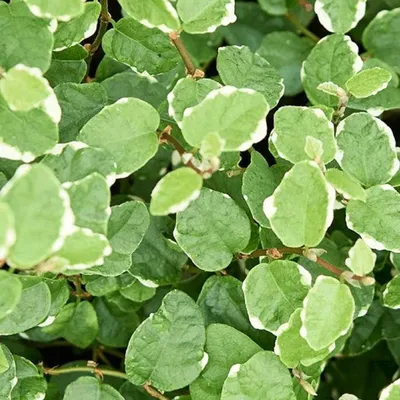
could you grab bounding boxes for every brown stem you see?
[240,247,365,281]
[143,383,170,400]
[285,13,319,43]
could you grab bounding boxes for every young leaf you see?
[270,106,336,164]
[118,0,180,33]
[379,379,400,400]
[217,45,284,108]
[174,188,251,271]
[301,276,355,351]
[177,0,237,34]
[78,98,160,179]
[314,0,367,33]
[0,271,22,321]
[346,67,392,98]
[64,376,124,400]
[181,86,269,151]
[190,324,261,400]
[220,351,296,400]
[302,34,362,107]
[264,161,335,247]
[383,275,400,310]
[1,164,75,269]
[325,169,366,201]
[125,290,206,391]
[22,0,85,21]
[345,239,377,276]
[0,202,16,260]
[243,261,311,334]
[150,167,203,216]
[336,113,398,186]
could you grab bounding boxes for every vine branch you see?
[285,13,319,43]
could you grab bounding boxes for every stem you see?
[240,247,365,281]
[143,383,170,400]
[44,366,128,380]
[285,13,319,43]
[169,32,204,78]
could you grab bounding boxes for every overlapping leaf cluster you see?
[0,0,399,399]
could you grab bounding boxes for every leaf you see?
[168,77,222,128]
[0,344,16,399]
[345,239,376,276]
[84,272,135,297]
[78,98,159,179]
[118,0,180,32]
[181,86,269,151]
[64,173,110,235]
[275,309,332,368]
[346,67,392,98]
[120,279,156,303]
[87,201,150,277]
[150,167,203,216]
[0,1,54,72]
[258,0,287,15]
[363,9,400,73]
[64,376,124,400]
[325,168,366,201]
[22,0,84,21]
[217,45,284,108]
[243,261,311,334]
[314,0,366,33]
[0,271,22,322]
[174,188,251,271]
[190,324,261,400]
[257,31,314,97]
[339,395,360,400]
[0,202,16,260]
[0,277,51,335]
[242,151,278,228]
[1,164,75,269]
[102,18,181,75]
[270,106,336,164]
[125,290,206,391]
[383,275,400,309]
[53,2,101,51]
[336,113,398,186]
[379,379,400,400]
[220,351,295,400]
[264,161,335,247]
[302,34,362,107]
[177,0,237,34]
[300,276,355,350]
[55,83,108,143]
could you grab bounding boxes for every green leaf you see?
[190,324,261,400]
[270,106,336,164]
[168,77,222,128]
[118,0,180,32]
[325,169,366,201]
[363,8,400,73]
[346,67,392,98]
[314,0,366,33]
[302,34,362,107]
[84,272,135,297]
[383,275,400,309]
[301,276,355,350]
[102,18,181,75]
[175,188,251,271]
[22,0,85,21]
[53,2,101,51]
[336,113,398,186]
[339,394,360,400]
[0,277,51,335]
[120,279,156,303]
[243,261,311,333]
[258,0,287,15]
[55,83,108,143]
[264,161,335,247]
[0,271,22,322]
[177,0,237,34]
[257,31,314,96]
[64,376,124,400]
[0,346,7,374]
[87,201,150,277]
[150,167,203,216]
[181,86,269,151]
[379,379,400,400]
[125,290,206,391]
[78,98,159,178]
[0,202,16,260]
[1,164,75,269]
[220,351,295,400]
[275,308,332,368]
[217,45,284,108]
[362,58,399,88]
[0,344,16,399]
[0,1,54,72]
[345,239,376,276]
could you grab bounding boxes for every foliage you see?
[0,0,399,399]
